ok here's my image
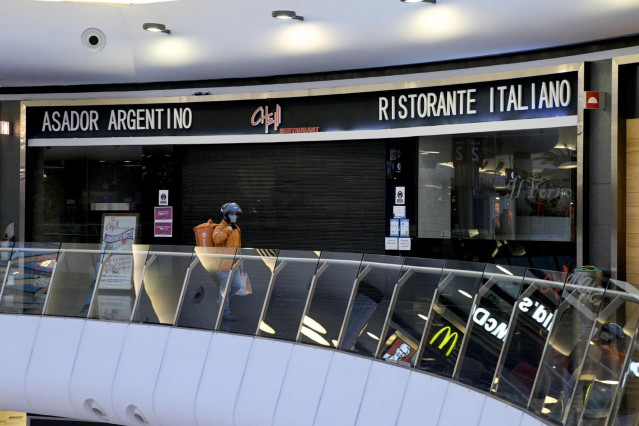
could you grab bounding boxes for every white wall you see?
[0,315,548,426]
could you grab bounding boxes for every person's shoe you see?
[223,313,238,322]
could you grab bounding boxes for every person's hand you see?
[226,226,233,232]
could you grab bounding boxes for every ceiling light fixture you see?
[303,315,327,334]
[401,0,436,3]
[142,23,170,34]
[259,321,276,334]
[558,161,578,169]
[272,10,304,21]
[366,332,380,340]
[495,265,514,276]
[300,326,330,346]
[458,289,473,298]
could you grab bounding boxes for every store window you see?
[28,145,174,243]
[418,127,576,242]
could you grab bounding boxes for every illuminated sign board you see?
[25,72,577,142]
[472,296,556,342]
[0,121,10,135]
[429,326,459,356]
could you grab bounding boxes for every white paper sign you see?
[398,238,412,251]
[385,237,399,250]
[395,187,405,205]
[97,295,132,321]
[393,206,406,218]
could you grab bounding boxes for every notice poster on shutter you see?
[385,237,399,250]
[97,294,132,321]
[100,213,138,290]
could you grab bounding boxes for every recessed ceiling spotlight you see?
[142,23,170,34]
[401,0,436,3]
[272,10,304,21]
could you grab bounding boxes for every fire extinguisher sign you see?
[395,187,405,205]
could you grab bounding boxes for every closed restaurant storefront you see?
[21,63,581,268]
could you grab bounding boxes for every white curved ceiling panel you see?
[0,0,638,87]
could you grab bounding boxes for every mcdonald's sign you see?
[429,326,459,356]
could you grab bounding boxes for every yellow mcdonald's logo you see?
[429,326,458,356]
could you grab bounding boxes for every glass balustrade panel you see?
[611,321,639,426]
[529,269,608,423]
[7,240,639,423]
[0,241,14,284]
[44,243,104,318]
[299,251,363,349]
[377,257,444,367]
[417,259,485,378]
[339,254,404,357]
[568,279,639,425]
[88,244,149,322]
[131,245,193,325]
[456,263,527,391]
[0,242,61,315]
[491,267,567,407]
[217,248,279,335]
[175,247,237,330]
[258,250,321,342]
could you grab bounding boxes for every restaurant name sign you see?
[26,72,577,141]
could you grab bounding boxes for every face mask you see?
[228,214,237,224]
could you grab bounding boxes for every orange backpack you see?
[193,219,218,247]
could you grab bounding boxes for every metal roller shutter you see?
[181,140,385,253]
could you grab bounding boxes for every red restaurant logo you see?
[251,104,281,133]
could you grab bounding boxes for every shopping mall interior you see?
[2,1,639,425]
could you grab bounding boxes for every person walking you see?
[213,202,242,319]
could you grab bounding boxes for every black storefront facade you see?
[18,63,583,271]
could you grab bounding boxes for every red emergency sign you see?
[585,91,600,109]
